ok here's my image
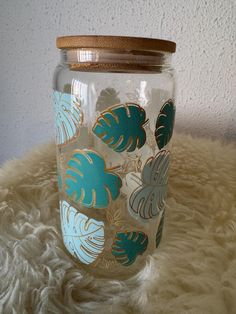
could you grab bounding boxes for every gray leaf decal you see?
[96,88,120,111]
[156,210,165,248]
[129,150,170,219]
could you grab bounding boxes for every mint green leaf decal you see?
[65,149,122,208]
[129,150,170,219]
[92,103,147,152]
[60,200,104,264]
[155,99,175,149]
[112,231,148,266]
[53,91,83,145]
[156,210,165,248]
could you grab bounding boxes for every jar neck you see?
[59,48,172,73]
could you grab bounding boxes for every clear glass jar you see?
[53,36,176,279]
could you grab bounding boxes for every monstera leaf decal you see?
[65,149,122,208]
[60,200,104,264]
[129,150,170,219]
[96,87,120,111]
[156,210,165,248]
[112,231,148,266]
[53,90,83,145]
[155,99,175,150]
[92,103,147,152]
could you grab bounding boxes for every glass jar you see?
[53,35,176,279]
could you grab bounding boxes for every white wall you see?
[0,0,235,164]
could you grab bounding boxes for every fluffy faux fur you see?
[0,134,236,314]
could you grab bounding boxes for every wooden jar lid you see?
[56,35,176,53]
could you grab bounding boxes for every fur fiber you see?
[0,134,236,314]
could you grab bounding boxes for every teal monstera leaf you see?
[92,103,147,152]
[112,231,148,266]
[60,200,105,264]
[129,150,170,220]
[156,210,165,248]
[65,149,122,208]
[155,99,175,150]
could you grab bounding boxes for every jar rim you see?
[56,35,176,53]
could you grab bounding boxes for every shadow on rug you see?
[0,134,236,314]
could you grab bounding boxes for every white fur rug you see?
[0,134,236,314]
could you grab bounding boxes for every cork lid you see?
[56,35,176,53]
